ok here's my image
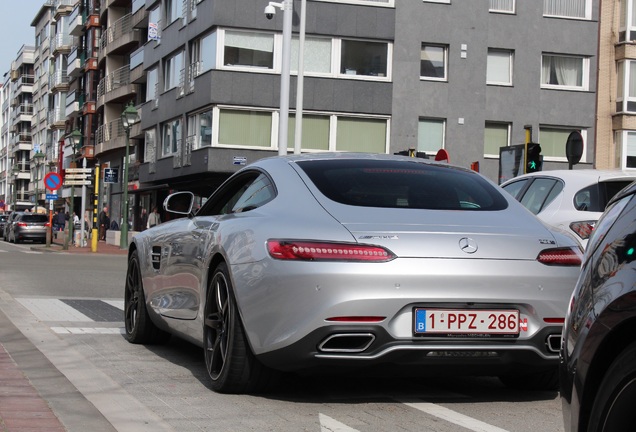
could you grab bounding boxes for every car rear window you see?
[574,180,634,212]
[296,159,508,210]
[20,215,49,223]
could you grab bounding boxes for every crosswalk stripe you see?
[51,327,125,335]
[17,298,93,321]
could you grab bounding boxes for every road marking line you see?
[103,300,124,310]
[17,298,93,322]
[319,413,360,432]
[399,400,510,432]
[51,327,124,335]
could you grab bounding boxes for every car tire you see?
[498,368,558,391]
[587,341,636,431]
[124,249,170,344]
[204,262,274,394]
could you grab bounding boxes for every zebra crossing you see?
[16,298,125,335]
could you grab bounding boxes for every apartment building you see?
[596,0,636,169]
[0,80,7,211]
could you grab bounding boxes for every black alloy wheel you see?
[588,342,636,431]
[124,250,168,344]
[204,262,271,394]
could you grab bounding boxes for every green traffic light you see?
[529,161,537,170]
[628,247,634,256]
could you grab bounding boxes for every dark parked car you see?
[560,181,636,431]
[0,214,7,238]
[8,213,49,244]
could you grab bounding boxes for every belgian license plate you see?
[414,308,519,335]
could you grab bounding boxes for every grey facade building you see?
[59,0,600,233]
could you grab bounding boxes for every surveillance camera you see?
[264,4,276,20]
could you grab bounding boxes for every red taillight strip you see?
[326,316,386,323]
[267,240,396,262]
[569,221,595,240]
[537,247,582,266]
[543,318,565,324]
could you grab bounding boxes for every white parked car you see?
[501,169,636,248]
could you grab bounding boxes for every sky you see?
[0,2,44,78]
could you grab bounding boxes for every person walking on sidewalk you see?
[98,205,110,241]
[147,206,161,229]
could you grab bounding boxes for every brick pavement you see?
[0,345,66,432]
[2,239,127,431]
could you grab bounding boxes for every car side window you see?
[519,178,560,215]
[502,179,529,199]
[197,171,276,216]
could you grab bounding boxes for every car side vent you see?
[151,246,161,270]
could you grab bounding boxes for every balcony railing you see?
[188,62,201,93]
[16,75,35,88]
[52,34,75,53]
[99,13,133,52]
[50,71,69,89]
[17,103,34,116]
[97,66,131,99]
[47,108,65,124]
[96,118,124,144]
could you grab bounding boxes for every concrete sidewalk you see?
[31,241,129,256]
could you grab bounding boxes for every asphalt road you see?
[0,240,565,432]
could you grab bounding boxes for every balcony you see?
[14,75,34,94]
[97,66,138,107]
[54,0,76,18]
[95,118,126,156]
[47,108,66,129]
[70,10,82,37]
[67,49,83,78]
[49,71,69,93]
[99,13,141,59]
[52,34,75,56]
[66,91,81,117]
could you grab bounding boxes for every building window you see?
[490,0,515,13]
[219,109,273,147]
[187,109,213,149]
[620,0,636,42]
[617,61,636,113]
[418,118,445,154]
[539,126,586,160]
[165,0,180,26]
[543,0,590,19]
[541,54,588,90]
[292,36,332,74]
[484,122,510,157]
[161,118,182,157]
[421,44,447,81]
[340,39,388,78]
[335,117,388,153]
[314,0,394,5]
[287,115,330,150]
[146,67,158,104]
[487,49,513,85]
[164,51,184,91]
[223,31,274,70]
[616,130,636,168]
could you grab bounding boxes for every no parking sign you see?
[44,172,63,191]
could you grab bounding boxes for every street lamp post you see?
[46,161,56,248]
[120,102,140,250]
[32,152,45,214]
[11,165,19,211]
[63,130,82,251]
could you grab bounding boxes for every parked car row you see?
[1,211,49,244]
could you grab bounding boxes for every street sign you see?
[104,168,118,183]
[66,168,93,173]
[64,180,93,186]
[46,194,58,200]
[44,172,63,191]
[65,174,91,179]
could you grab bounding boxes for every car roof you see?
[501,169,636,186]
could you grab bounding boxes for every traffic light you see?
[525,143,542,173]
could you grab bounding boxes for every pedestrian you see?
[139,208,148,231]
[98,205,110,241]
[147,206,161,229]
[54,210,66,231]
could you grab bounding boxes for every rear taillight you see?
[569,221,595,240]
[537,247,582,266]
[45,222,51,227]
[267,240,396,262]
[17,222,27,227]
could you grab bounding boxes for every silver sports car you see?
[125,153,582,394]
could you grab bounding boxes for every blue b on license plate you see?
[414,308,519,335]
